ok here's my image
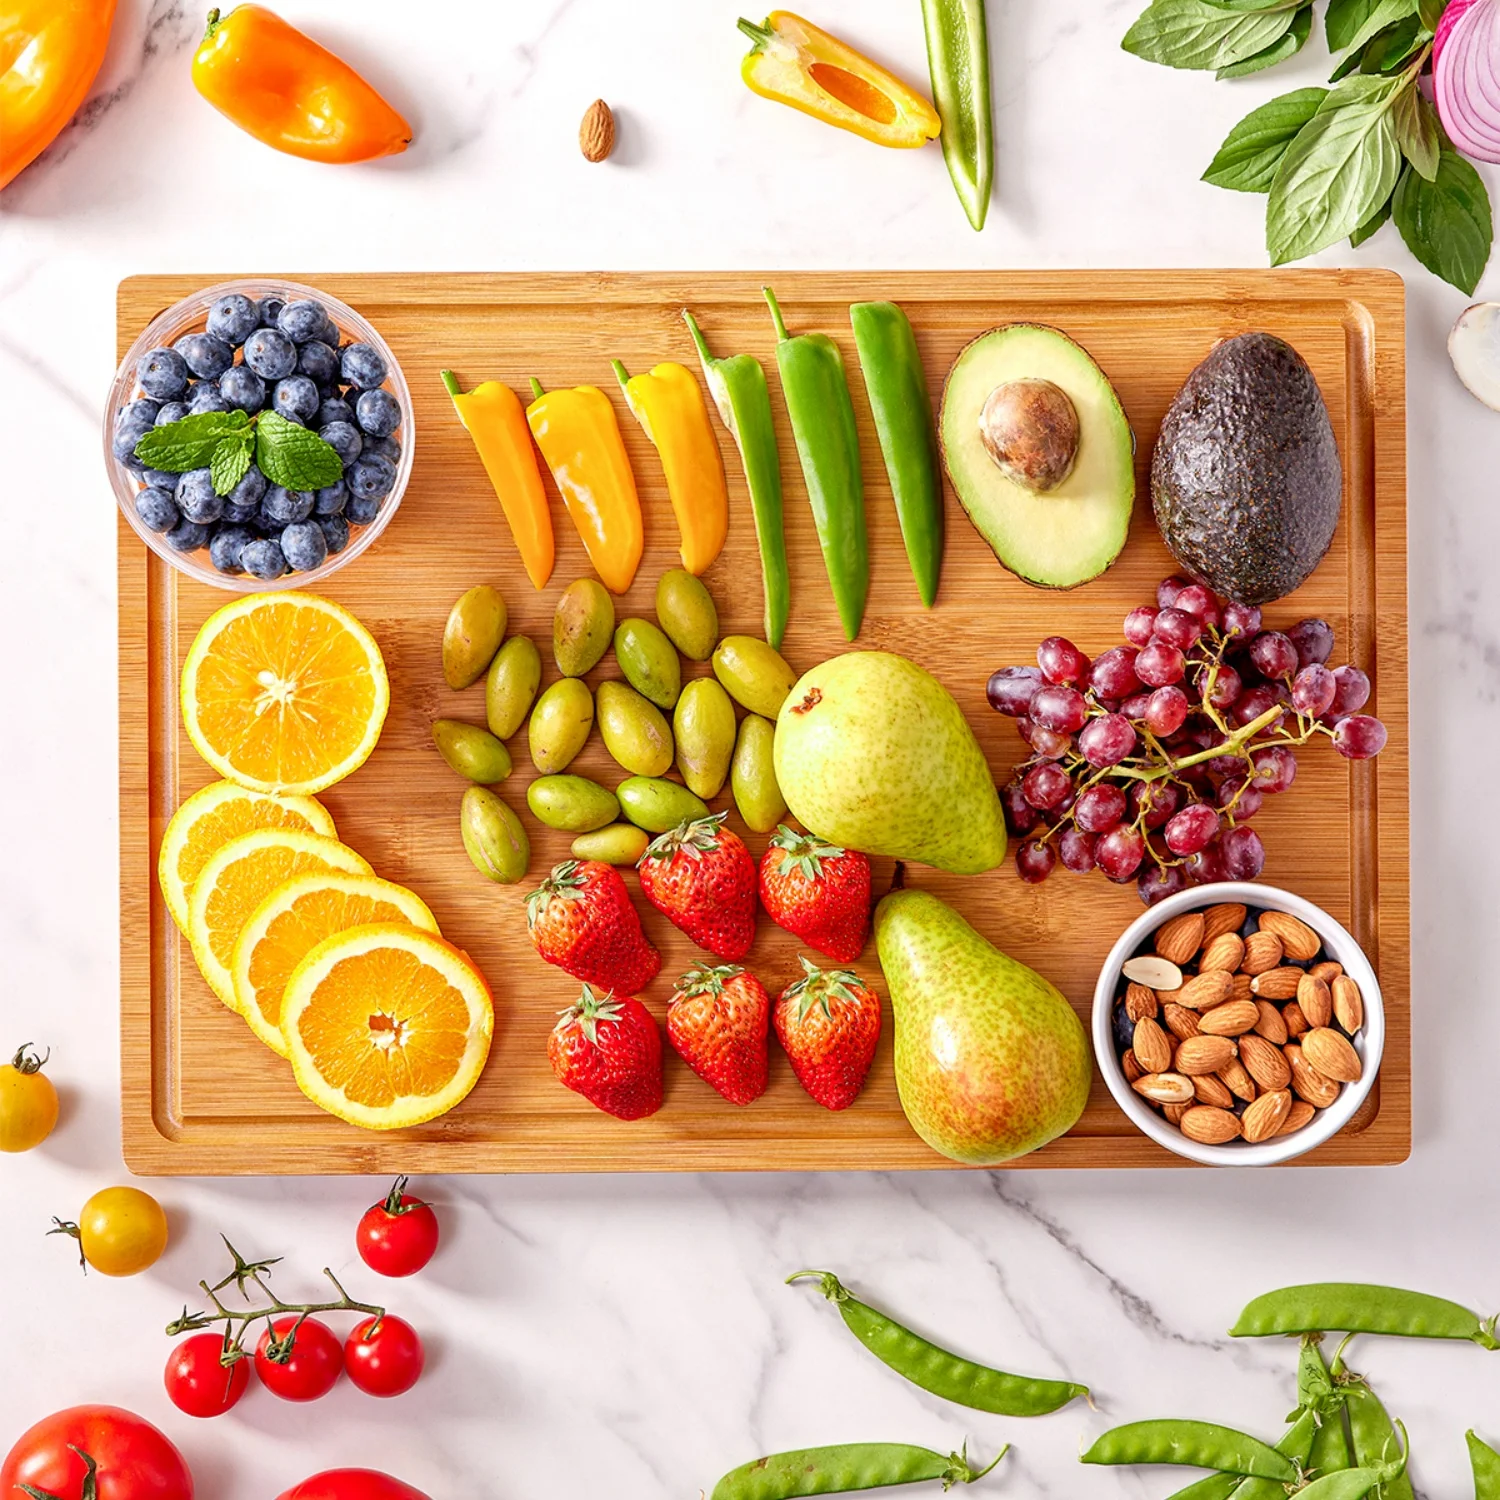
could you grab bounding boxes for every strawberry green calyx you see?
[769,823,845,880]
[525,859,589,928]
[642,812,729,864]
[556,983,626,1046]
[781,954,867,1021]
[674,961,746,999]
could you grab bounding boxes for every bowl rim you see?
[1091,881,1385,1166]
[106,277,413,593]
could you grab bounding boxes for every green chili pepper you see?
[1231,1284,1500,1349]
[848,302,944,609]
[1081,1420,1297,1481]
[1469,1430,1500,1499]
[787,1269,1087,1417]
[920,0,993,231]
[764,285,868,641]
[709,1441,1006,1500]
[683,308,790,649]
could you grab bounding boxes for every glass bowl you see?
[107,278,413,592]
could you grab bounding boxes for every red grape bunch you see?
[987,576,1388,905]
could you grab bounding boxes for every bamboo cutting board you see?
[118,270,1408,1174]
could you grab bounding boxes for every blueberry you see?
[118,398,161,429]
[154,401,189,427]
[134,486,180,532]
[348,453,396,502]
[345,490,384,526]
[362,435,401,466]
[258,296,286,328]
[315,480,348,516]
[217,364,265,413]
[206,293,260,346]
[1111,1001,1136,1055]
[277,298,329,344]
[176,468,225,524]
[111,422,151,464]
[315,396,355,430]
[316,315,342,349]
[221,502,256,526]
[243,327,297,381]
[354,388,401,439]
[280,519,329,572]
[164,518,210,553]
[173,332,234,380]
[141,468,179,490]
[210,525,256,574]
[138,347,189,400]
[340,342,387,390]
[272,375,321,424]
[319,420,363,466]
[318,514,351,554]
[226,464,267,511]
[296,339,339,385]
[187,384,232,415]
[261,485,314,525]
[241,537,287,580]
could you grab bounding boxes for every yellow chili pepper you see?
[612,360,729,576]
[738,11,941,150]
[442,372,555,590]
[526,380,644,596]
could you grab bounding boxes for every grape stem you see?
[1109,703,1287,782]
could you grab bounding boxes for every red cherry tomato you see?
[275,1472,431,1500]
[356,1176,438,1278]
[254,1315,342,1402]
[1,1405,193,1500]
[164,1331,251,1417]
[344,1314,425,1397]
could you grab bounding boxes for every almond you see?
[1286,1045,1341,1108]
[1297,973,1333,1029]
[1200,932,1246,973]
[1122,1048,1143,1084]
[1181,1106,1242,1145]
[1279,1099,1318,1135]
[1133,1072,1194,1105]
[1177,970,1235,1011]
[1163,1100,1191,1125]
[1310,960,1344,985]
[1251,967,1304,1001]
[579,98,617,162]
[1124,982,1159,1022]
[1133,1017,1173,1075]
[1218,1057,1258,1102]
[1161,1003,1201,1042]
[1260,910,1321,962]
[1239,1032,1293,1092]
[1253,1000,1289,1045]
[1193,1073,1236,1109]
[1122,955,1184,991]
[1230,972,1255,1005]
[1241,1088,1294,1144]
[1283,1000,1310,1038]
[1197,999,1260,1037]
[1332,975,1364,1033]
[1155,911,1205,965]
[1202,903,1248,943]
[1240,929,1285,975]
[1175,1034,1237,1076]
[1302,1027,1363,1084]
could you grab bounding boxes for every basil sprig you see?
[132,407,344,495]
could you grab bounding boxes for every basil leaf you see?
[1394,86,1440,179]
[1266,75,1405,265]
[132,409,249,473]
[256,410,344,490]
[1218,4,1312,77]
[1123,0,1297,69]
[1417,0,1447,27]
[1350,188,1395,245]
[1201,0,1304,9]
[210,432,254,497]
[1326,0,1380,49]
[1361,14,1428,71]
[1204,87,1328,193]
[1333,0,1420,60]
[1393,143,1494,293]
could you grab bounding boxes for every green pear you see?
[773,652,1006,875]
[875,887,1091,1165]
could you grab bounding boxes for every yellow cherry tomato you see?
[0,1044,59,1152]
[55,1187,169,1277]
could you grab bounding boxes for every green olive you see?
[432,719,513,783]
[712,635,797,719]
[529,678,594,774]
[553,578,614,677]
[614,617,682,709]
[673,677,736,800]
[526,775,620,833]
[571,822,651,866]
[461,786,530,884]
[596,681,674,777]
[485,635,542,741]
[443,585,507,689]
[616,777,711,834]
[731,714,786,833]
[655,569,719,661]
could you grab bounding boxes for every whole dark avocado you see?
[1151,332,1341,605]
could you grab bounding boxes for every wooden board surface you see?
[118,270,1409,1174]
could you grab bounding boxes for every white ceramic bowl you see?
[1092,882,1385,1166]
[106,278,413,591]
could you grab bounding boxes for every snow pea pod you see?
[1297,1336,1339,1415]
[1164,1476,1242,1500]
[1231,1284,1500,1349]
[1309,1408,1354,1479]
[709,1441,1006,1499]
[1341,1382,1412,1500]
[1081,1420,1297,1482]
[1226,1408,1319,1499]
[1295,1468,1401,1500]
[1469,1430,1500,1499]
[788,1270,1087,1417]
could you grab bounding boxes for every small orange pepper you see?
[0,0,119,191]
[192,5,411,164]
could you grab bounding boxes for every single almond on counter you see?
[1161,1003,1201,1042]
[1124,981,1159,1022]
[1177,970,1235,1011]
[1218,1057,1258,1103]
[1181,1105,1241,1145]
[1302,1027,1362,1084]
[1175,1034,1237,1076]
[1200,931,1246,973]
[1253,1000,1288,1045]
[1242,1088,1294,1143]
[1260,910,1321,962]
[1133,1017,1173,1075]
[1240,929,1284,975]
[1332,975,1364,1033]
[1239,1033,1292,1092]
[1133,1072,1195,1105]
[1122,954,1183,991]
[1193,1073,1236,1109]
[1310,959,1343,985]
[1155,911,1205,966]
[1279,1099,1318,1135]
[1251,966,1304,1001]
[1297,973,1333,1029]
[1202,903,1247,943]
[579,99,617,162]
[1197,999,1260,1037]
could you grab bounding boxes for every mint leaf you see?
[1123,0,1297,69]
[1218,4,1312,78]
[210,432,254,496]
[1393,86,1440,180]
[256,410,344,490]
[1204,87,1328,193]
[1393,143,1493,293]
[132,410,249,473]
[1350,190,1394,245]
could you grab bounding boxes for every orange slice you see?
[232,873,439,1058]
[181,591,390,795]
[158,780,336,933]
[282,924,494,1130]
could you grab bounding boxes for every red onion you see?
[1435,0,1500,163]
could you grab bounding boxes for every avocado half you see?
[939,324,1136,589]
[1151,332,1341,605]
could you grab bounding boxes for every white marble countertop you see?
[2,1,1498,1494]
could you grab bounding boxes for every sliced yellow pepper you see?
[612,360,729,576]
[738,11,941,150]
[443,372,554,590]
[526,380,644,596]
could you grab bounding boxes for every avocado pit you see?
[978,378,1080,493]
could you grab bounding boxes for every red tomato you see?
[254,1315,342,1402]
[164,1331,251,1418]
[1,1405,193,1499]
[356,1176,438,1277]
[343,1314,424,1397]
[275,1471,431,1500]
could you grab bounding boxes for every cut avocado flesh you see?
[940,324,1135,588]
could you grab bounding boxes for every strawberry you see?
[547,983,663,1120]
[667,962,771,1106]
[758,825,872,963]
[774,957,882,1111]
[637,813,757,961]
[526,859,661,994]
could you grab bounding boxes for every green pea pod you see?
[1227,1408,1320,1499]
[920,0,993,231]
[1231,1284,1500,1349]
[1341,1382,1413,1500]
[1469,1430,1500,1499]
[788,1270,1087,1417]
[848,302,944,609]
[1309,1405,1354,1478]
[765,286,868,641]
[1081,1420,1296,1482]
[710,1441,1006,1500]
[1294,1469,1402,1500]
[1296,1336,1338,1416]
[1164,1476,1243,1500]
[684,309,790,649]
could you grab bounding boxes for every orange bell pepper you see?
[443,371,555,591]
[612,359,729,576]
[0,0,118,191]
[526,380,644,596]
[192,5,410,164]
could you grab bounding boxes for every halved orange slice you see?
[181,591,390,796]
[232,873,439,1057]
[282,924,494,1130]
